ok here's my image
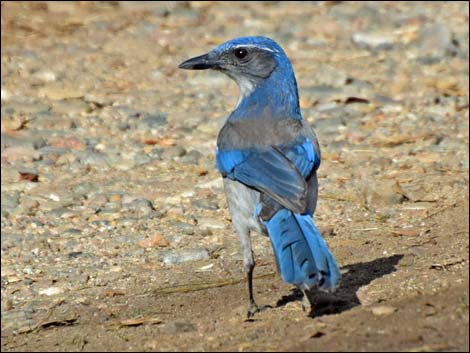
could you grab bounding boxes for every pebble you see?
[161,145,187,159]
[352,32,395,51]
[191,198,219,210]
[139,234,170,248]
[161,249,210,265]
[171,221,195,235]
[163,321,197,334]
[417,23,460,60]
[139,112,168,129]
[2,146,40,163]
[196,178,224,191]
[32,70,57,82]
[3,99,50,115]
[197,218,226,230]
[364,180,406,209]
[39,286,65,296]
[1,87,11,101]
[122,198,155,218]
[371,305,397,316]
[1,191,20,210]
[313,117,344,135]
[1,308,34,331]
[180,149,203,165]
[79,151,109,166]
[84,93,112,107]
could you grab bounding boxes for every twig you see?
[151,272,276,295]
[424,202,457,219]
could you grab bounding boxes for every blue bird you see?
[179,36,340,317]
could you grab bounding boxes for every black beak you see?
[178,53,217,70]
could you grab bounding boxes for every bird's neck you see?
[229,69,301,122]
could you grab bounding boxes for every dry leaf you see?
[105,290,125,298]
[19,171,39,182]
[143,138,176,146]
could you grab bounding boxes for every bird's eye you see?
[234,48,248,59]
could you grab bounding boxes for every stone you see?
[371,305,397,316]
[122,198,155,218]
[161,249,210,265]
[352,32,395,51]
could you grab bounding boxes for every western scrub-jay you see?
[179,36,340,317]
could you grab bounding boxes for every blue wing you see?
[216,138,319,213]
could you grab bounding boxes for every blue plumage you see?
[179,36,340,317]
[265,209,340,290]
[216,145,308,213]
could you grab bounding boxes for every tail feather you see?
[264,209,340,290]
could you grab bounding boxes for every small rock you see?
[1,308,34,330]
[19,199,40,215]
[417,23,460,60]
[122,198,155,218]
[191,198,219,210]
[319,225,336,237]
[39,286,65,296]
[48,136,86,150]
[139,112,168,129]
[62,228,82,236]
[196,178,224,191]
[139,234,170,248]
[1,191,20,210]
[164,321,197,333]
[84,94,112,107]
[101,201,121,213]
[79,151,109,166]
[2,146,40,163]
[3,99,50,115]
[87,194,108,210]
[313,116,344,135]
[172,221,195,235]
[364,180,405,209]
[134,154,153,166]
[352,32,395,51]
[197,218,226,230]
[1,88,11,101]
[32,70,57,82]
[161,249,209,265]
[55,152,77,165]
[371,305,397,316]
[51,98,89,115]
[180,149,203,165]
[161,145,187,159]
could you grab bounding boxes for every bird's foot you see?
[301,289,313,314]
[247,301,272,319]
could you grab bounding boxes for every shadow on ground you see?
[276,254,404,317]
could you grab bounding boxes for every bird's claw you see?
[247,302,272,318]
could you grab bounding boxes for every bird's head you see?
[179,36,296,99]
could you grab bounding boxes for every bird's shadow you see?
[276,254,404,318]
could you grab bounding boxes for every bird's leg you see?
[240,238,271,318]
[246,262,272,318]
[245,254,274,318]
[301,288,313,314]
[237,228,260,318]
[247,265,259,317]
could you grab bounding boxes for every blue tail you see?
[264,209,341,290]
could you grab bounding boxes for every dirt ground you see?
[1,2,469,352]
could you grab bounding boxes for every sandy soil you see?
[1,2,469,351]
